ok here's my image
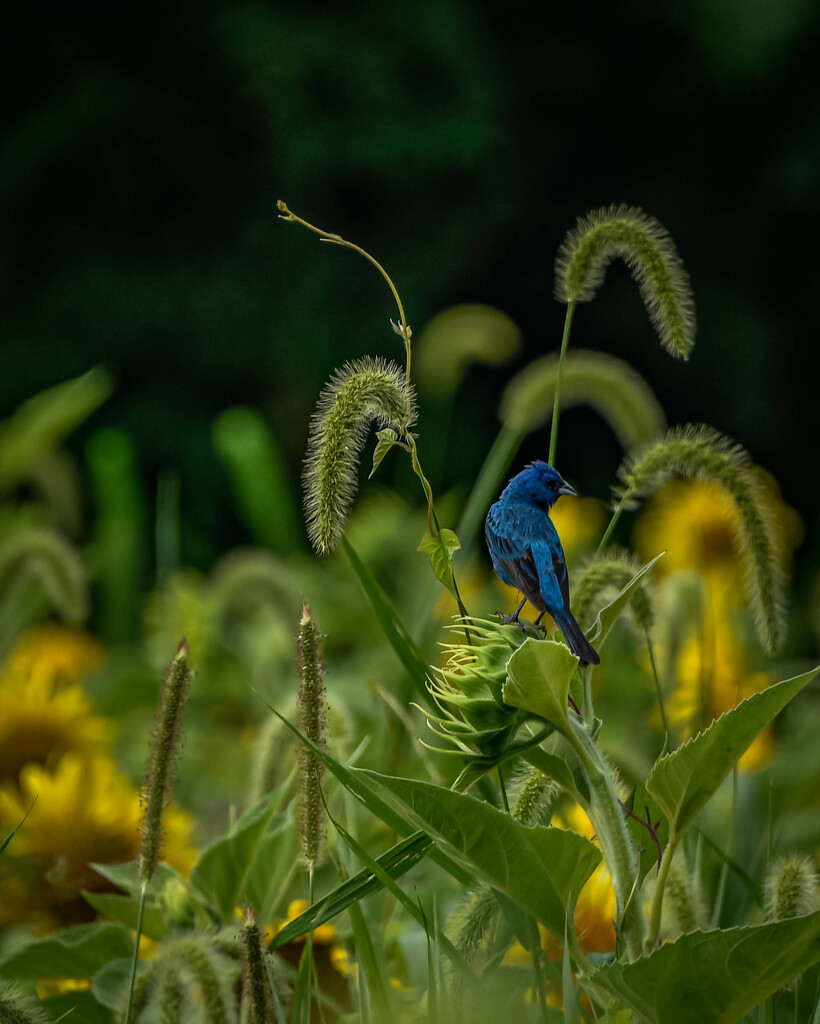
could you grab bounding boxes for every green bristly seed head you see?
[510,765,557,827]
[139,639,193,884]
[296,601,328,869]
[572,548,654,633]
[665,864,701,935]
[555,205,695,360]
[240,906,273,1024]
[303,356,416,553]
[153,935,231,1024]
[500,348,665,449]
[765,854,819,922]
[0,980,51,1024]
[0,526,88,623]
[616,424,787,652]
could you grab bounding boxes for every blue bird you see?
[485,461,600,666]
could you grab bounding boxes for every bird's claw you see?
[495,610,527,631]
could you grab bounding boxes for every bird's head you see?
[502,461,577,510]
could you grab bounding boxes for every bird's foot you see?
[495,610,527,631]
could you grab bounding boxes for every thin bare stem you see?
[548,302,576,466]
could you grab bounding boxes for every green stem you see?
[548,303,576,466]
[645,837,678,952]
[644,627,670,737]
[595,498,627,558]
[497,766,511,814]
[566,720,644,960]
[457,426,523,556]
[305,865,315,1024]
[124,880,148,1024]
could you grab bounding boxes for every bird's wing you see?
[531,537,570,613]
[485,504,541,602]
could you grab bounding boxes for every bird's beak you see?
[558,481,577,497]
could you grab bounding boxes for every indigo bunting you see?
[485,461,600,666]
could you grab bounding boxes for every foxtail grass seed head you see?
[572,548,654,632]
[240,905,273,1024]
[765,855,819,922]
[510,765,557,827]
[154,935,231,1024]
[139,639,193,884]
[664,864,702,936]
[555,205,695,359]
[296,602,328,870]
[0,980,51,1024]
[500,349,666,449]
[303,356,416,553]
[616,424,787,652]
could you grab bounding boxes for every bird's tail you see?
[554,610,600,667]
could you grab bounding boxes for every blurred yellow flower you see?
[1,624,104,691]
[664,601,773,771]
[549,496,607,560]
[634,475,801,591]
[0,675,110,785]
[0,754,195,929]
[503,802,616,971]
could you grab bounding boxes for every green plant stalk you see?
[548,302,576,466]
[644,627,670,736]
[566,719,644,960]
[124,880,148,1024]
[595,498,627,557]
[645,837,679,951]
[457,426,523,555]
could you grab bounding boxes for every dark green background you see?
[2,0,818,605]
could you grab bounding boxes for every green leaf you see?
[647,666,819,839]
[92,958,135,1011]
[251,687,474,888]
[81,890,167,940]
[369,427,399,477]
[417,528,461,595]
[0,922,132,980]
[42,990,115,1024]
[0,367,112,491]
[588,553,664,648]
[503,637,579,730]
[190,786,296,923]
[271,831,433,948]
[591,913,820,1024]
[341,537,432,702]
[358,771,601,940]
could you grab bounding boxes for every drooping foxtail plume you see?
[616,425,787,652]
[0,526,88,623]
[555,205,695,359]
[139,640,193,883]
[500,349,666,450]
[296,602,328,870]
[303,356,416,553]
[153,935,232,1024]
[0,980,50,1024]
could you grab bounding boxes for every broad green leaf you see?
[369,427,399,477]
[81,890,167,940]
[359,771,601,940]
[92,958,135,1011]
[647,666,819,839]
[592,913,820,1024]
[42,990,115,1023]
[252,689,473,888]
[90,859,177,895]
[588,553,664,648]
[0,922,132,980]
[503,637,578,729]
[190,786,295,922]
[271,831,433,948]
[418,528,461,595]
